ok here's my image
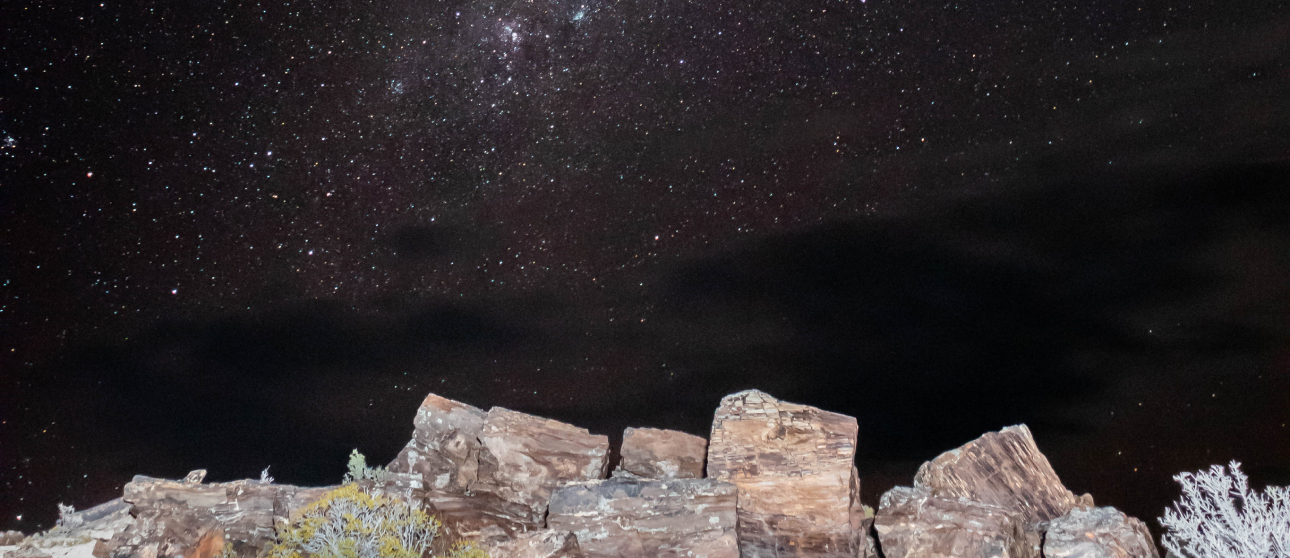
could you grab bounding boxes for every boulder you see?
[387,392,488,492]
[476,530,585,558]
[913,424,1079,526]
[105,473,336,558]
[1043,506,1160,558]
[874,486,1036,558]
[705,390,862,557]
[612,428,706,480]
[1,532,25,546]
[474,407,610,526]
[1,498,133,558]
[547,478,738,558]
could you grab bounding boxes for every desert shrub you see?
[267,484,438,558]
[1160,460,1290,558]
[342,449,388,483]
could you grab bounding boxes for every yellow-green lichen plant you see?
[266,450,488,558]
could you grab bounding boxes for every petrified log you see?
[477,530,585,558]
[706,390,862,558]
[874,486,1037,558]
[913,424,1079,526]
[1043,506,1160,558]
[612,427,707,480]
[547,478,739,558]
[474,407,610,525]
[105,474,336,558]
[387,392,488,492]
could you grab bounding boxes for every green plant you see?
[267,484,438,558]
[342,449,388,483]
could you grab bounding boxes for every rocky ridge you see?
[1,389,1160,558]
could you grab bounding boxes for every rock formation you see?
[476,530,584,558]
[5,389,1166,558]
[705,389,862,557]
[1043,506,1160,558]
[387,393,488,493]
[547,477,738,557]
[612,427,706,480]
[913,424,1080,526]
[874,486,1036,558]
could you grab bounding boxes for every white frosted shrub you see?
[1160,460,1290,558]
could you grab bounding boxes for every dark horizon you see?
[3,0,1289,543]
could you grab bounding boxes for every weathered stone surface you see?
[547,478,738,558]
[706,390,861,557]
[474,407,610,525]
[913,424,1079,525]
[422,489,539,549]
[387,392,488,493]
[612,427,706,480]
[1,532,27,546]
[105,475,336,558]
[874,486,1036,558]
[477,530,585,558]
[2,499,134,558]
[1043,506,1159,558]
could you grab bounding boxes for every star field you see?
[3,0,1290,540]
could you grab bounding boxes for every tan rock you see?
[613,427,706,479]
[476,530,584,558]
[914,424,1079,526]
[475,407,610,525]
[547,478,739,558]
[386,392,488,492]
[705,389,861,557]
[1043,506,1159,558]
[874,486,1036,558]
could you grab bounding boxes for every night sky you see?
[4,0,1290,541]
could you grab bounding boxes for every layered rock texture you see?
[874,486,1034,558]
[1043,507,1160,558]
[913,424,1080,526]
[547,478,738,557]
[613,428,706,480]
[5,390,1163,558]
[707,390,863,557]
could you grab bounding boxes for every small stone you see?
[182,470,207,485]
[874,486,1036,558]
[613,427,707,480]
[1043,506,1160,558]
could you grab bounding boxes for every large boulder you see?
[914,424,1080,526]
[105,473,336,558]
[547,478,739,558]
[387,392,488,492]
[705,390,862,557]
[612,427,706,480]
[476,530,584,558]
[473,407,610,525]
[1043,506,1160,558]
[874,486,1037,558]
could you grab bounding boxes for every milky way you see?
[4,0,1289,538]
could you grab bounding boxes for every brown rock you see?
[107,475,336,558]
[1,531,26,546]
[1043,506,1160,558]
[613,427,706,480]
[422,489,539,549]
[705,390,861,557]
[547,478,739,558]
[913,424,1079,525]
[874,486,1036,558]
[188,529,224,558]
[476,530,585,558]
[387,392,488,492]
[474,407,610,525]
